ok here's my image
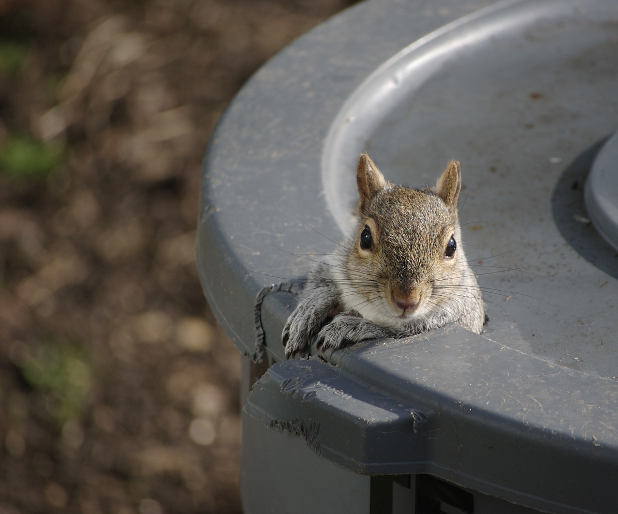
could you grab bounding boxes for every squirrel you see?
[282,153,485,357]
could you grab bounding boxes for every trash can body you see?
[198,0,618,512]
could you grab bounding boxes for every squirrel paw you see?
[316,311,389,351]
[283,300,338,358]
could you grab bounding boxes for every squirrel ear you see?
[436,160,461,214]
[357,153,387,213]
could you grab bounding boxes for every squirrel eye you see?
[360,225,373,250]
[444,236,456,258]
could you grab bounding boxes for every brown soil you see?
[0,1,357,512]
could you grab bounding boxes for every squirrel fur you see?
[282,153,484,356]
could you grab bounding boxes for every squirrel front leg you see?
[282,264,340,357]
[316,311,393,351]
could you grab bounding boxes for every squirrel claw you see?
[282,294,339,358]
[315,313,355,351]
[317,312,390,350]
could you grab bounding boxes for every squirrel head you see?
[346,153,464,323]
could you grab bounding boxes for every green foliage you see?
[0,136,65,179]
[19,339,92,423]
[0,41,30,75]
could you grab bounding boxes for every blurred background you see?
[0,0,358,512]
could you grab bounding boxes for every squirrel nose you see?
[392,288,421,314]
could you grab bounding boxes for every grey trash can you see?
[197,0,618,512]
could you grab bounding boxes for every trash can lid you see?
[198,0,618,512]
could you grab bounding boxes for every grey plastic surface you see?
[241,411,371,514]
[247,326,618,514]
[242,398,543,514]
[197,0,618,513]
[586,131,618,252]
